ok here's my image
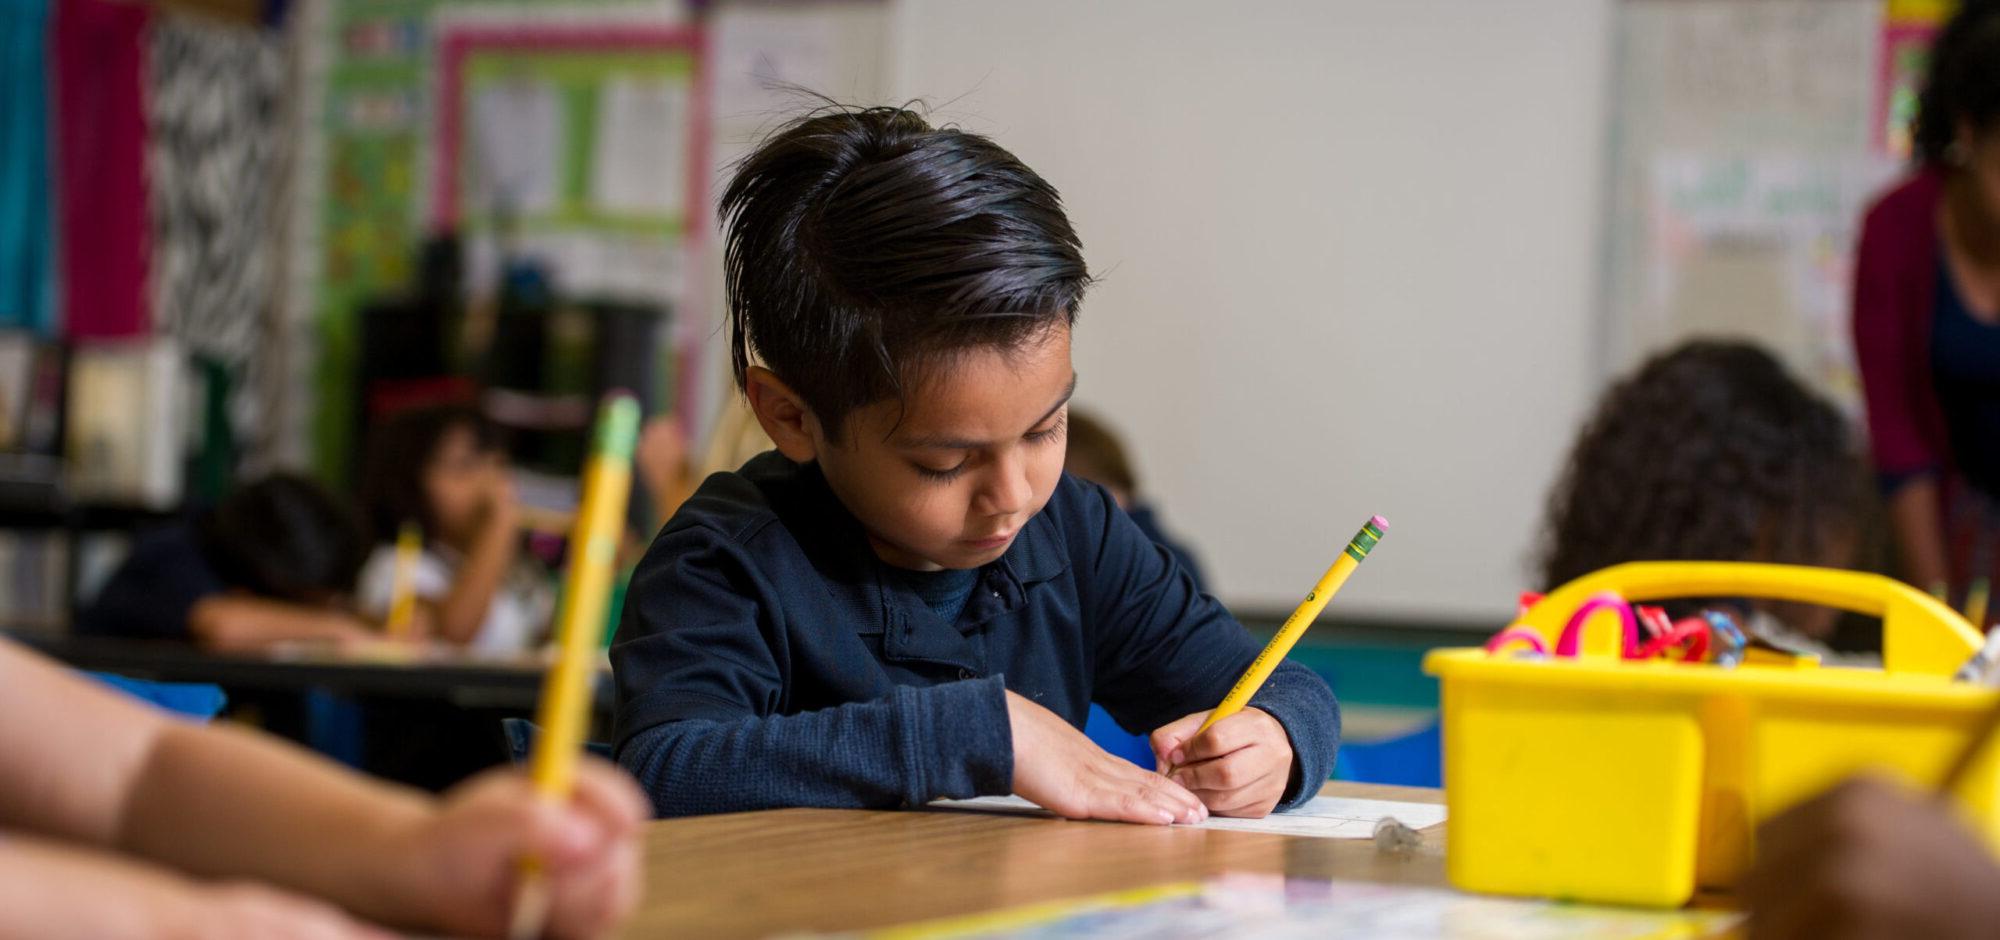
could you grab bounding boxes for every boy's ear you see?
[744,366,820,463]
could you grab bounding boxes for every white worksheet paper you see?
[929,794,1446,839]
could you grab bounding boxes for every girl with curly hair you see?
[1538,341,1869,647]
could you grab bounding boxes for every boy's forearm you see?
[1247,662,1342,810]
[618,678,1013,816]
[0,833,207,940]
[117,721,436,927]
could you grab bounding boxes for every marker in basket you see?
[507,393,640,940]
[1179,515,1387,757]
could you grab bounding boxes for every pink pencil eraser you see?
[1370,515,1390,531]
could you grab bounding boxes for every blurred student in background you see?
[1537,340,1868,652]
[1853,0,2000,606]
[356,403,552,653]
[1064,408,1209,591]
[78,474,374,652]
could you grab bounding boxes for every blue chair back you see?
[1332,718,1441,788]
[1084,703,1156,768]
[86,672,226,721]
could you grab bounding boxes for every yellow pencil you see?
[384,522,422,639]
[1190,515,1387,741]
[507,393,640,940]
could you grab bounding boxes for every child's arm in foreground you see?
[0,639,645,938]
[0,832,394,940]
[612,533,1204,826]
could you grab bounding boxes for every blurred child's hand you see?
[636,416,690,486]
[484,471,521,529]
[1745,775,2000,940]
[1150,708,1294,818]
[186,882,397,940]
[1005,690,1206,826]
[394,760,647,940]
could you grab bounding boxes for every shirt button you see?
[958,668,976,680]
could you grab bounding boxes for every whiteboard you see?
[888,0,1614,619]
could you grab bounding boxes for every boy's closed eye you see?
[908,412,1068,484]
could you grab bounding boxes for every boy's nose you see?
[977,457,1034,516]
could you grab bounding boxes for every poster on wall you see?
[303,0,701,472]
[431,21,705,311]
[1875,0,1956,158]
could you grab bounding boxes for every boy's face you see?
[816,325,1076,571]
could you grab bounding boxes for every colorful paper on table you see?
[929,794,1445,840]
[822,874,1739,940]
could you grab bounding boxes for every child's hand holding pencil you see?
[384,760,646,940]
[1150,707,1296,818]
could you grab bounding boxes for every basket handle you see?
[1516,562,1981,676]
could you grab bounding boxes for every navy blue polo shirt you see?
[610,451,1340,818]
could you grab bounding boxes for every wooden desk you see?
[621,783,1444,939]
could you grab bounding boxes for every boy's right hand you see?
[1004,691,1207,826]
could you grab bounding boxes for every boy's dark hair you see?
[1064,408,1138,495]
[198,474,366,602]
[356,402,499,543]
[1914,0,2000,166]
[1537,340,1865,591]
[719,105,1091,438]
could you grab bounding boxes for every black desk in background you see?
[10,633,616,791]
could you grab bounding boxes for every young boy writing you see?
[612,107,1339,824]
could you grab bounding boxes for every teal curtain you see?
[0,0,54,333]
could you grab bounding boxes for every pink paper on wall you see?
[54,0,150,339]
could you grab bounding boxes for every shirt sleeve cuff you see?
[1249,663,1342,811]
[896,675,1014,805]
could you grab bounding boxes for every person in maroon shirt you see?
[1854,0,2000,607]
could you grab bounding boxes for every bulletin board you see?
[300,0,703,476]
[432,23,706,309]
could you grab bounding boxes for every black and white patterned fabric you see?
[145,14,287,459]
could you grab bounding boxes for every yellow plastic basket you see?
[1423,562,1997,907]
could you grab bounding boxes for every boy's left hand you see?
[1150,708,1294,819]
[393,759,648,939]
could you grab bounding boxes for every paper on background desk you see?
[929,794,1446,839]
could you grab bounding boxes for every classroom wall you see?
[888,0,1615,620]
